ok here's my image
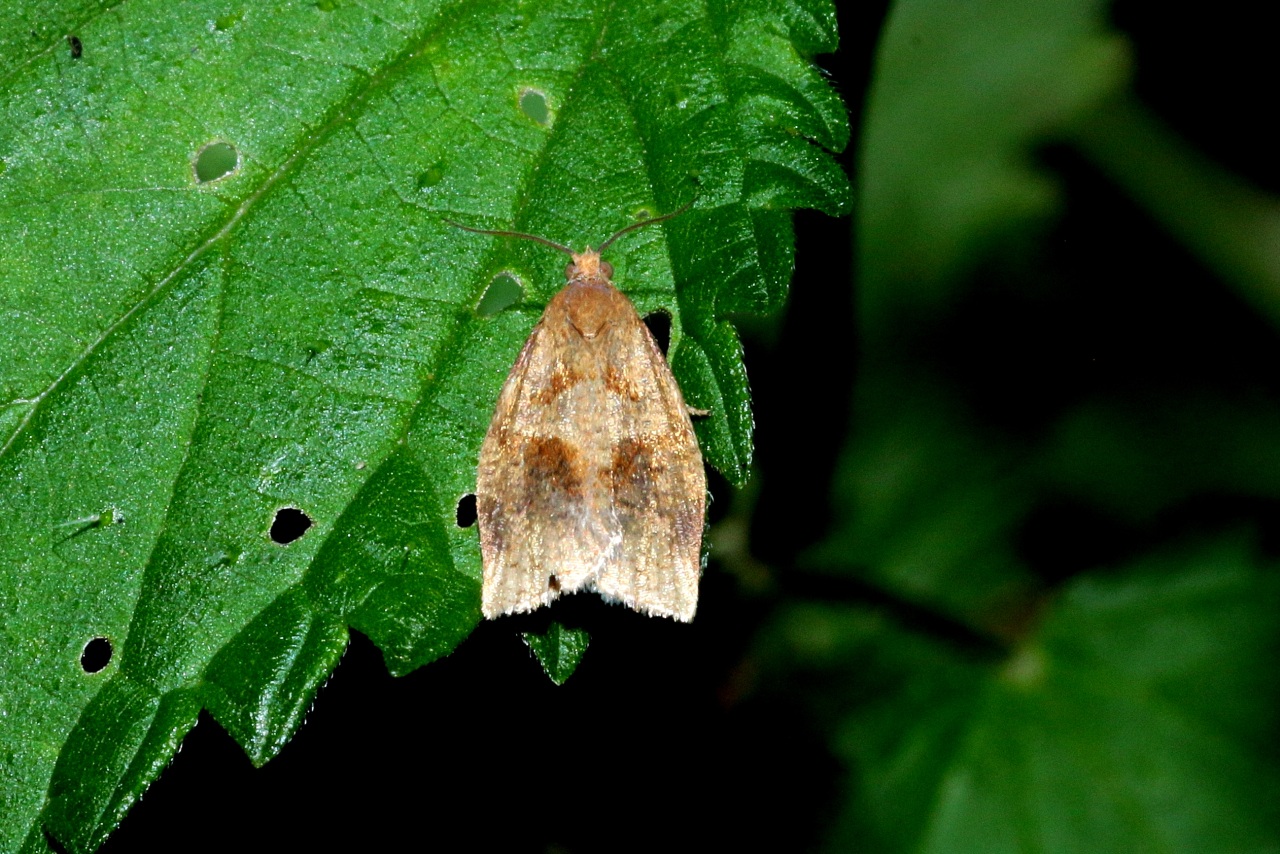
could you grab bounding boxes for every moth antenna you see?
[597,198,696,253]
[445,196,695,255]
[444,219,575,257]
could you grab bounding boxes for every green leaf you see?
[522,622,591,686]
[789,2,1280,849]
[857,0,1127,333]
[802,374,1038,623]
[0,1,848,850]
[772,541,1280,853]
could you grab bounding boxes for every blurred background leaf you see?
[748,0,1280,851]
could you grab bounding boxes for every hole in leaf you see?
[518,88,550,126]
[416,162,445,191]
[194,141,239,183]
[643,310,672,356]
[214,11,244,31]
[67,34,82,58]
[270,507,312,544]
[476,272,523,316]
[456,494,477,528]
[81,637,112,673]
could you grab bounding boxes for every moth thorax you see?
[564,281,617,339]
[567,250,613,282]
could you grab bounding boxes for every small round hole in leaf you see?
[67,35,82,58]
[194,141,239,183]
[270,507,312,544]
[456,494,477,528]
[81,637,112,673]
[214,11,244,31]
[643,310,672,355]
[416,162,445,191]
[518,88,550,126]
[476,272,523,316]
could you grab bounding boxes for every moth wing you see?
[476,317,619,618]
[588,316,706,622]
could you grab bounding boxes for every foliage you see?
[759,0,1280,850]
[0,1,847,850]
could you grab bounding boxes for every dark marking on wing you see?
[523,436,585,499]
[606,437,660,510]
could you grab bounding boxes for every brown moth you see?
[453,207,705,622]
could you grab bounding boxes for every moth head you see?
[567,251,614,283]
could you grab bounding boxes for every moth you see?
[452,207,706,622]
